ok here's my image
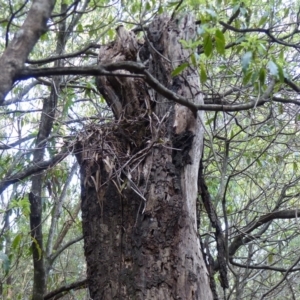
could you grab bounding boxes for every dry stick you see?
[260,254,300,300]
[44,278,87,300]
[52,201,81,251]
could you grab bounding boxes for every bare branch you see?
[260,255,300,299]
[16,64,285,114]
[284,77,300,93]
[229,209,300,257]
[219,21,300,48]
[49,235,83,263]
[44,278,87,300]
[230,259,300,272]
[0,149,68,195]
[0,133,35,150]
[26,43,100,65]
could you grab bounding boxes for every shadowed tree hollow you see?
[75,14,214,299]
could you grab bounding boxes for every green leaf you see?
[230,130,235,139]
[191,53,197,66]
[277,64,285,82]
[267,61,278,77]
[40,32,49,41]
[232,4,240,15]
[0,252,10,275]
[171,62,189,77]
[167,0,182,7]
[108,29,115,40]
[179,39,189,48]
[31,237,42,260]
[200,64,207,83]
[206,117,214,125]
[243,70,252,85]
[240,7,247,15]
[253,82,259,93]
[257,159,262,167]
[293,162,298,173]
[77,23,83,33]
[279,49,284,61]
[12,234,22,251]
[259,68,266,86]
[204,8,217,18]
[197,25,206,36]
[258,12,269,26]
[268,253,273,264]
[283,7,290,18]
[215,29,225,55]
[251,71,259,84]
[203,34,213,57]
[279,103,283,115]
[241,51,252,73]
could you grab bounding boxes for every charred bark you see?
[76,14,213,300]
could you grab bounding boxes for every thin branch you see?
[260,255,300,299]
[44,278,87,300]
[52,201,81,251]
[230,259,300,273]
[284,77,300,93]
[219,21,300,48]
[49,235,83,263]
[273,96,300,105]
[0,149,68,195]
[229,209,300,257]
[0,81,40,106]
[16,63,285,114]
[50,0,80,18]
[0,133,35,150]
[5,0,29,48]
[0,109,42,115]
[26,43,100,65]
[171,0,183,20]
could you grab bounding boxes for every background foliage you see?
[1,0,300,299]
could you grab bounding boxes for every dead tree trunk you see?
[75,14,213,300]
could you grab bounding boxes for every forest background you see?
[0,0,300,299]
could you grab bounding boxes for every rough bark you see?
[0,0,56,102]
[29,4,66,299]
[76,14,213,299]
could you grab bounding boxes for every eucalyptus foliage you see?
[0,0,300,299]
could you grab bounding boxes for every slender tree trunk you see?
[76,14,213,299]
[29,77,59,300]
[29,4,67,299]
